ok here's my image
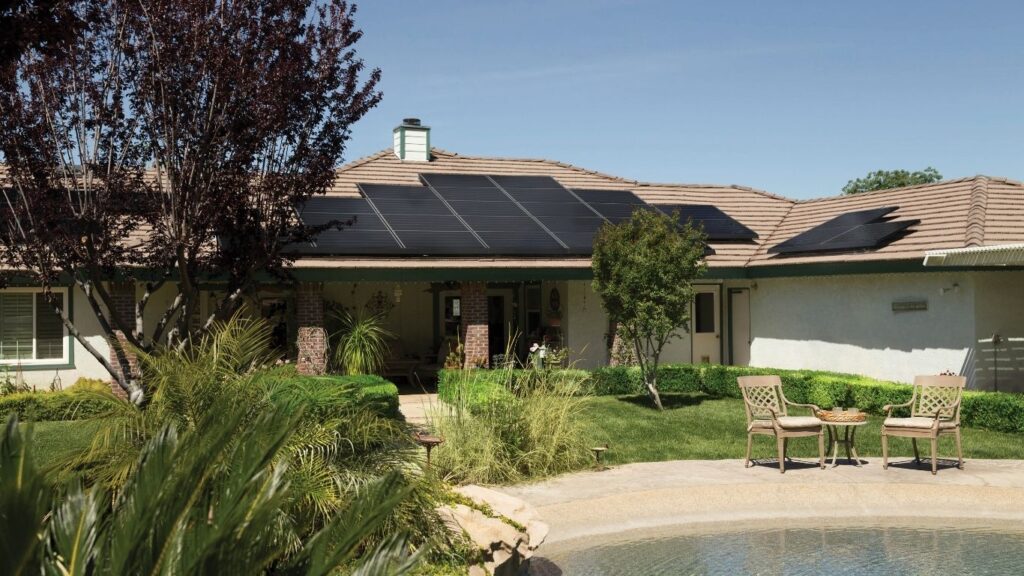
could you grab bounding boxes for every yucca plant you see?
[0,407,420,575]
[329,308,394,376]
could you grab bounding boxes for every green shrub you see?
[436,369,517,407]
[588,365,702,396]
[431,367,590,484]
[260,367,400,419]
[961,391,1024,434]
[0,389,113,421]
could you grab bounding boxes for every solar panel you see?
[419,174,567,255]
[655,204,759,241]
[574,189,657,224]
[289,197,400,255]
[770,206,917,255]
[358,184,487,254]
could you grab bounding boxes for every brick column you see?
[296,282,327,375]
[460,282,489,368]
[107,282,136,398]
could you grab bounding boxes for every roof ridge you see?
[429,148,639,184]
[429,149,792,201]
[793,174,1019,204]
[636,181,793,202]
[965,175,990,247]
[745,200,799,265]
[336,148,393,171]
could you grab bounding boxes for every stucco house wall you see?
[747,272,976,384]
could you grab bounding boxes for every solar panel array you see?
[769,206,919,255]
[653,204,759,241]
[290,176,756,256]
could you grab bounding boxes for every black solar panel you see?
[358,183,486,254]
[294,177,733,257]
[770,206,918,255]
[419,174,567,255]
[289,197,399,255]
[656,204,759,241]
[575,189,657,224]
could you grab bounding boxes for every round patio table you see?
[820,417,867,468]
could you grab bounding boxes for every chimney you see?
[393,118,431,162]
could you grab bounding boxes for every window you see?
[695,292,715,334]
[0,289,68,364]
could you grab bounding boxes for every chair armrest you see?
[785,400,821,414]
[883,398,914,417]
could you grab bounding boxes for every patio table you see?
[820,415,867,468]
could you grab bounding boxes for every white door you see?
[729,288,751,366]
[692,286,720,364]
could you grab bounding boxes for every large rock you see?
[438,487,549,575]
[455,485,550,551]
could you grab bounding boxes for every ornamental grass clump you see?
[429,350,591,485]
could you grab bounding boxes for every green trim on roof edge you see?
[287,260,1024,282]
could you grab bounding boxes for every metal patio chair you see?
[881,374,966,475]
[738,375,826,473]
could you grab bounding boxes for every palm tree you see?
[0,408,419,575]
[50,315,448,558]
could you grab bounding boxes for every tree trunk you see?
[647,379,663,409]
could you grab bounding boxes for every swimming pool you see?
[534,519,1024,575]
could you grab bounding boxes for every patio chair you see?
[881,374,966,475]
[738,375,825,473]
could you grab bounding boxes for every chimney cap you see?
[402,117,421,127]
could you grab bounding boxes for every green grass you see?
[581,393,1024,465]
[25,420,103,470]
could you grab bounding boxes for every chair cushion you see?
[776,416,822,429]
[752,416,821,430]
[884,417,958,430]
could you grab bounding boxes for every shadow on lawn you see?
[616,393,710,410]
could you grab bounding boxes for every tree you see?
[591,209,707,409]
[842,167,942,195]
[0,0,381,403]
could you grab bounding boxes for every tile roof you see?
[329,148,794,268]
[745,175,1024,267]
[326,148,1024,270]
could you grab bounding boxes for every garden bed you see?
[439,364,1024,434]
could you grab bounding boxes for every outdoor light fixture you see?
[393,283,403,304]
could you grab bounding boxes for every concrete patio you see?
[499,458,1024,546]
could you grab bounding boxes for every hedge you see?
[0,379,114,421]
[260,368,401,419]
[0,371,402,422]
[437,368,592,407]
[439,363,1024,435]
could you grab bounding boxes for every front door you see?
[729,288,751,366]
[692,286,721,364]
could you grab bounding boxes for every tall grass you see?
[429,343,591,485]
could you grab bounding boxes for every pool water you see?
[535,521,1024,575]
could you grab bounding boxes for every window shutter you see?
[0,294,34,360]
[35,293,65,360]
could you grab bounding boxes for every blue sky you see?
[343,1,1024,199]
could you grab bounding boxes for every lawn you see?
[23,420,103,470]
[580,393,1024,465]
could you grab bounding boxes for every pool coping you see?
[498,458,1024,545]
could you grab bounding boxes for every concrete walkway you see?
[498,458,1024,545]
[398,393,438,427]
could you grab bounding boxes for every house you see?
[5,119,1023,392]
